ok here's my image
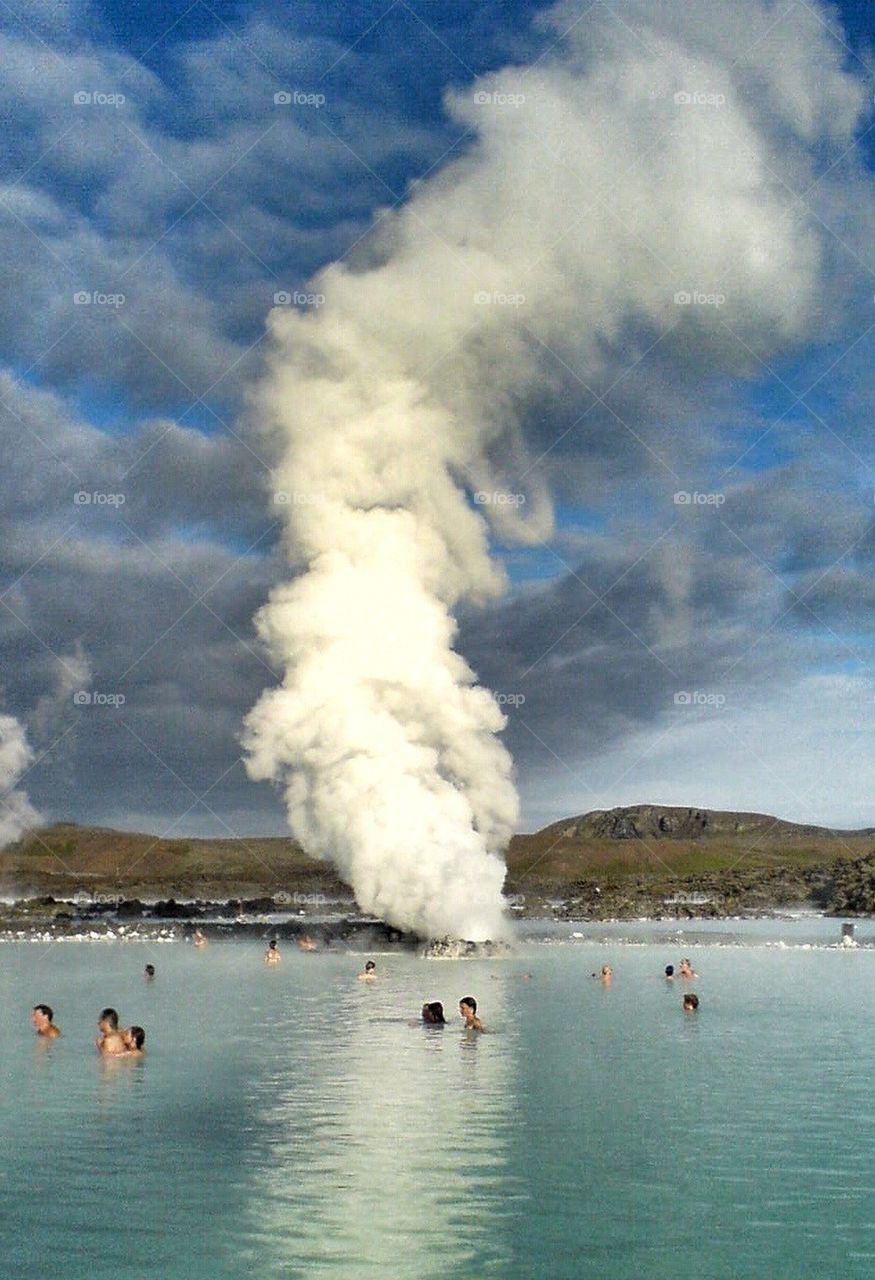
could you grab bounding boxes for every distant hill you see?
[535,804,875,843]
[1,806,874,919]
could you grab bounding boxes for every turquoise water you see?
[2,926,875,1278]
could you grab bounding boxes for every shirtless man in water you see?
[357,961,376,982]
[31,1004,60,1038]
[96,1008,126,1055]
[679,958,698,978]
[264,939,280,964]
[459,997,483,1031]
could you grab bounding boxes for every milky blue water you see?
[2,921,875,1279]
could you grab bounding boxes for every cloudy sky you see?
[1,0,875,841]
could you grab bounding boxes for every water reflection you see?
[243,966,522,1277]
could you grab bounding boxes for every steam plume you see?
[0,714,40,847]
[244,0,864,938]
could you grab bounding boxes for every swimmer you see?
[122,1025,146,1056]
[459,997,483,1031]
[193,928,207,948]
[144,964,155,980]
[664,964,675,979]
[679,958,698,978]
[683,992,699,1013]
[421,1002,446,1025]
[298,935,318,952]
[596,965,613,985]
[357,960,376,982]
[96,1008,126,1056]
[264,939,281,964]
[31,1004,60,1038]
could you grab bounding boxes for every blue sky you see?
[1,0,875,840]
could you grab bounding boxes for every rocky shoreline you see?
[1,849,873,943]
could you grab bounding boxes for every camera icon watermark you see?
[674,690,726,708]
[273,289,325,308]
[274,89,326,107]
[673,490,725,507]
[73,691,126,708]
[474,491,526,507]
[474,290,525,307]
[74,491,126,506]
[673,90,726,108]
[73,90,126,107]
[674,290,725,308]
[73,291,125,307]
[473,90,525,107]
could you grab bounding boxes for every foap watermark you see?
[674,290,725,308]
[674,690,726,708]
[73,890,124,907]
[474,490,526,507]
[274,89,325,108]
[73,90,125,107]
[74,490,126,506]
[505,893,527,909]
[273,891,330,907]
[273,490,326,506]
[474,290,525,307]
[673,490,725,507]
[473,89,526,107]
[73,691,126,708]
[273,289,325,308]
[74,290,125,307]
[674,90,726,108]
[494,692,526,708]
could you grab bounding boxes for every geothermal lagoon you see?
[4,922,875,1279]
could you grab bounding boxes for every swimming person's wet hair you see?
[423,1001,445,1023]
[129,1025,145,1049]
[101,1008,119,1029]
[269,939,277,948]
[665,965,674,976]
[145,964,155,976]
[683,992,699,1010]
[365,961,375,971]
[33,1003,53,1020]
[460,996,477,1013]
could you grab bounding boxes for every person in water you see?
[679,958,698,978]
[596,965,613,985]
[664,964,675,979]
[97,1008,126,1055]
[122,1026,146,1056]
[264,939,280,964]
[683,992,700,1013]
[144,964,156,980]
[459,997,483,1031]
[357,960,376,981]
[422,1002,446,1024]
[193,928,207,948]
[31,1004,60,1038]
[298,935,318,952]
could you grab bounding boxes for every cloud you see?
[0,713,40,846]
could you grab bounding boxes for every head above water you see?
[32,1003,53,1023]
[422,1002,445,1024]
[269,939,278,949]
[459,996,477,1015]
[145,964,155,977]
[126,1025,145,1050]
[665,965,674,977]
[365,961,375,971]
[683,992,699,1011]
[100,1007,119,1030]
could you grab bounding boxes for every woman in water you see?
[421,1002,446,1025]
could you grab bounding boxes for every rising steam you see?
[244,0,864,938]
[0,714,40,847]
